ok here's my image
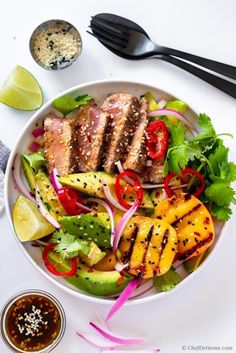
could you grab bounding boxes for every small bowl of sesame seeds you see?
[0,289,66,352]
[29,19,82,70]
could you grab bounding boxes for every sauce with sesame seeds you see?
[4,294,62,352]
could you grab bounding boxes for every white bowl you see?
[4,79,226,305]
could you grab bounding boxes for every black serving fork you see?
[88,13,236,99]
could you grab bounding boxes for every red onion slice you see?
[115,161,135,185]
[90,321,147,345]
[148,108,198,133]
[158,98,167,109]
[105,277,141,322]
[129,281,154,300]
[34,239,49,246]
[76,331,123,349]
[101,180,127,212]
[50,168,62,193]
[12,154,37,204]
[114,262,129,272]
[32,126,44,137]
[87,197,115,247]
[101,348,160,353]
[113,201,139,252]
[29,141,41,152]
[35,185,60,228]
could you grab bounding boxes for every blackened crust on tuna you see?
[72,104,109,172]
[123,97,149,173]
[101,93,140,174]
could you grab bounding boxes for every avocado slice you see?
[59,213,111,248]
[79,242,106,267]
[21,156,36,194]
[59,172,154,212]
[165,99,188,113]
[183,250,209,273]
[144,91,159,111]
[165,99,188,124]
[47,251,132,296]
[35,172,65,219]
[21,152,45,194]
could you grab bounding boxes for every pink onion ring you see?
[34,239,49,246]
[28,141,41,152]
[32,126,44,137]
[102,348,160,353]
[101,180,127,212]
[35,185,60,228]
[105,277,141,322]
[50,168,62,193]
[12,154,37,204]
[114,262,129,272]
[112,201,139,252]
[86,197,115,247]
[148,108,198,133]
[76,331,123,349]
[90,320,146,345]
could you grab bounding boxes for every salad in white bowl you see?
[5,81,236,309]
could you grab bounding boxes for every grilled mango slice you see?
[153,193,215,261]
[119,216,177,278]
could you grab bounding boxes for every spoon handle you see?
[156,55,236,99]
[157,46,236,79]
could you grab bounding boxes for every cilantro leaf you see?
[153,267,181,292]
[190,113,216,143]
[52,94,93,115]
[204,181,236,207]
[164,120,191,174]
[208,139,229,176]
[211,203,232,221]
[166,146,188,175]
[75,94,93,104]
[52,231,90,259]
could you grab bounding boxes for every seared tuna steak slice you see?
[101,93,140,173]
[142,157,164,183]
[75,104,109,172]
[123,97,149,173]
[44,112,77,176]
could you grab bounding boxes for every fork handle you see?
[156,55,236,99]
[157,46,236,79]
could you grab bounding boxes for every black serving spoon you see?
[89,13,236,98]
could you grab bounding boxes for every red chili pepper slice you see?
[115,171,144,209]
[164,172,178,198]
[42,243,77,277]
[164,167,206,198]
[57,186,83,215]
[146,120,168,159]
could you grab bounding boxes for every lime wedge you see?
[13,196,55,242]
[0,66,43,110]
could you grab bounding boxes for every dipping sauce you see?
[0,290,65,353]
[30,20,82,70]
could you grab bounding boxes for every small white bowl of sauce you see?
[29,19,82,70]
[0,290,66,352]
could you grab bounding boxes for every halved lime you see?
[13,196,55,242]
[0,66,43,110]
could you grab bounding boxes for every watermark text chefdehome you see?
[182,345,233,351]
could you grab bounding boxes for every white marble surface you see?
[0,0,236,352]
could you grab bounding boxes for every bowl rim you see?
[4,78,227,305]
